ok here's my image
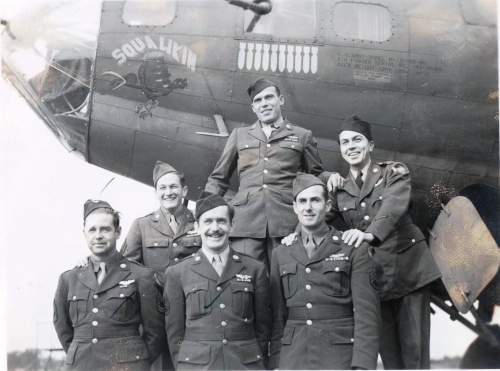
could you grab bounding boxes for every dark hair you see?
[84,208,121,230]
[196,205,235,224]
[294,184,328,203]
[155,171,186,189]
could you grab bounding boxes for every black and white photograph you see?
[1,0,499,370]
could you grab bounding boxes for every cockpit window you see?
[241,0,318,43]
[123,1,176,26]
[333,3,391,42]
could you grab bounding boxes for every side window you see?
[238,0,319,44]
[333,3,391,42]
[122,1,176,26]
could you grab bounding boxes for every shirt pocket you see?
[231,282,254,319]
[107,286,138,322]
[178,341,211,365]
[67,288,89,325]
[177,236,201,262]
[278,141,303,172]
[144,237,170,268]
[280,262,298,298]
[239,341,264,364]
[114,337,150,363]
[322,261,351,297]
[328,319,355,344]
[183,281,211,319]
[237,140,260,171]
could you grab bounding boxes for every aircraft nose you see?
[1,1,102,160]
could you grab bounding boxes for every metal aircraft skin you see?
[1,0,499,363]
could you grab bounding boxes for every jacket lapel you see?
[190,251,220,282]
[218,249,244,285]
[359,162,382,201]
[247,121,268,143]
[288,236,310,266]
[308,229,343,265]
[343,172,360,197]
[95,255,132,295]
[76,263,98,291]
[151,207,174,237]
[174,207,195,239]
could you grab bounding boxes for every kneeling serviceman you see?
[269,174,380,370]
[164,191,271,370]
[53,200,165,370]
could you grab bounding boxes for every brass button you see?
[72,296,77,300]
[220,303,226,309]
[136,356,140,359]
[92,338,98,344]
[305,268,311,273]
[120,264,126,268]
[361,202,366,208]
[306,303,312,309]
[264,157,269,161]
[221,321,227,327]
[306,320,312,325]
[305,285,311,290]
[195,256,200,261]
[373,168,378,172]
[217,286,222,292]
[92,321,98,326]
[379,196,383,200]
[93,295,98,299]
[92,308,98,313]
[263,184,268,188]
[245,144,249,148]
[343,207,347,211]
[223,339,228,345]
[412,239,416,243]
[173,243,178,247]
[263,170,268,174]
[244,287,248,292]
[364,215,370,220]
[120,293,125,298]
[154,243,158,246]
[335,267,340,272]
[174,258,179,262]
[266,144,271,147]
[332,236,339,241]
[351,338,354,342]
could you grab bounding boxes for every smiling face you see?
[196,206,232,253]
[84,211,121,258]
[293,185,331,232]
[339,130,374,170]
[251,86,284,125]
[155,172,188,212]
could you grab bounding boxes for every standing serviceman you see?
[121,161,201,283]
[53,200,165,370]
[327,115,441,369]
[205,77,344,268]
[269,173,380,370]
[164,191,271,370]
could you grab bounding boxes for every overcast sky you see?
[1,0,497,364]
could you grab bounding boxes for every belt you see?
[74,325,140,338]
[288,305,353,320]
[184,327,256,341]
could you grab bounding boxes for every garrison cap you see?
[153,161,177,187]
[84,199,113,220]
[340,114,373,142]
[195,190,229,219]
[293,172,326,199]
[247,77,278,100]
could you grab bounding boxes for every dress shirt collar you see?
[160,204,184,222]
[300,223,330,247]
[260,116,284,130]
[201,244,230,266]
[90,249,118,271]
[350,159,372,182]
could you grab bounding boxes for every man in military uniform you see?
[53,200,165,370]
[269,174,380,370]
[328,115,441,369]
[121,161,201,283]
[205,77,344,268]
[164,191,271,370]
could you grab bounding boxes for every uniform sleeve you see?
[350,244,381,370]
[53,274,73,352]
[205,129,239,196]
[302,130,334,184]
[365,163,412,243]
[122,219,144,263]
[253,262,272,367]
[164,266,186,368]
[138,268,167,363]
[269,248,287,369]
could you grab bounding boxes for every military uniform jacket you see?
[205,119,333,238]
[122,205,201,282]
[53,253,165,370]
[269,228,381,370]
[164,248,271,370]
[328,161,441,301]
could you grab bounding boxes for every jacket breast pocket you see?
[107,286,138,322]
[338,199,356,226]
[67,289,89,325]
[280,262,298,298]
[238,140,260,171]
[278,141,303,171]
[183,281,211,319]
[231,282,254,319]
[322,262,351,297]
[144,237,170,268]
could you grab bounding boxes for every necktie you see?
[262,124,277,139]
[169,214,179,234]
[212,255,223,276]
[97,262,106,285]
[355,171,364,190]
[304,236,317,259]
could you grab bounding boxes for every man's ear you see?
[279,95,284,106]
[293,201,298,215]
[182,186,188,198]
[251,102,257,114]
[116,226,122,239]
[369,141,375,152]
[325,199,333,213]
